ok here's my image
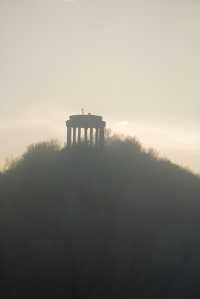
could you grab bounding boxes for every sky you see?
[0,0,199,173]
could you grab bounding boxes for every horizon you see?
[0,1,199,174]
[0,114,199,175]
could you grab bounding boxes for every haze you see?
[0,0,199,173]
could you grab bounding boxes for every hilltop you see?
[1,137,200,299]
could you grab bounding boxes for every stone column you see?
[95,128,99,146]
[78,127,81,143]
[90,128,94,145]
[100,127,105,147]
[67,126,72,146]
[84,127,88,144]
[73,127,76,144]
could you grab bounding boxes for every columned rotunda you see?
[66,114,106,147]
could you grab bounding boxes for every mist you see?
[0,0,200,172]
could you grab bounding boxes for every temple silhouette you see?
[66,113,106,147]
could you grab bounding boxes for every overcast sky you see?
[0,0,199,173]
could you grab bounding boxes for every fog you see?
[0,0,199,172]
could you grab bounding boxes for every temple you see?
[66,114,106,147]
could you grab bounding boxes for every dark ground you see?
[1,137,200,298]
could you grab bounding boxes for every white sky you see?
[0,0,199,173]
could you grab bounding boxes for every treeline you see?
[1,137,200,298]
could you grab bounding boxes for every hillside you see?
[1,137,200,299]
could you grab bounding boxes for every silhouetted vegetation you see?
[1,137,200,298]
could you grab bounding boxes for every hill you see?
[1,137,200,299]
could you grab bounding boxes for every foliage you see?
[0,137,200,298]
